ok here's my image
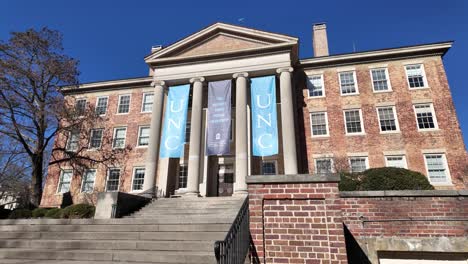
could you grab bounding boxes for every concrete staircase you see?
[0,196,246,264]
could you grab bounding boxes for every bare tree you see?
[0,28,128,206]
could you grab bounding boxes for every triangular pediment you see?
[145,22,298,63]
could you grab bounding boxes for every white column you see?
[233,72,249,195]
[277,67,298,174]
[143,81,166,193]
[185,77,205,196]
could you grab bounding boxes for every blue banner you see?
[250,76,278,156]
[160,84,190,158]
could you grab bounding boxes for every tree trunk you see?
[30,155,43,207]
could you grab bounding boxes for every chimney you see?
[313,23,329,57]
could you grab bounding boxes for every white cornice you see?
[64,76,152,91]
[299,41,453,67]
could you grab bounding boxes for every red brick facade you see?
[299,56,467,189]
[342,193,467,238]
[246,175,467,263]
[248,177,348,264]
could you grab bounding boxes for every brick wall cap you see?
[340,190,468,198]
[246,173,340,184]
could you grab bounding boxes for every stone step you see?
[0,260,188,264]
[0,216,234,225]
[0,239,214,252]
[0,223,230,232]
[129,212,237,218]
[0,249,216,263]
[132,208,237,214]
[0,231,226,241]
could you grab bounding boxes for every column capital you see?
[276,67,294,74]
[189,77,205,83]
[151,80,166,87]
[233,72,249,79]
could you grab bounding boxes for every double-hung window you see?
[112,127,127,149]
[106,168,120,192]
[349,157,368,173]
[307,75,324,97]
[405,64,427,88]
[89,129,104,149]
[310,112,329,137]
[178,165,188,189]
[185,121,191,143]
[117,95,131,114]
[371,68,391,92]
[137,126,150,147]
[141,93,154,113]
[339,71,358,95]
[414,104,438,130]
[132,168,145,191]
[75,99,86,116]
[344,109,364,134]
[81,169,96,193]
[95,97,108,116]
[385,155,407,169]
[315,158,333,174]
[377,106,399,132]
[261,161,277,175]
[66,130,80,151]
[57,170,72,193]
[424,154,450,184]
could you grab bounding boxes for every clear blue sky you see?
[2,0,467,145]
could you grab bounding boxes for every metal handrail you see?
[138,186,163,199]
[214,197,251,264]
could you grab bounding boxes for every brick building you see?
[41,22,467,207]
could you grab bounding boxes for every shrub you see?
[32,208,50,218]
[44,208,62,219]
[61,204,95,219]
[338,172,361,191]
[0,208,11,219]
[339,167,434,191]
[8,209,32,219]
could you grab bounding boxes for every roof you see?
[299,41,453,68]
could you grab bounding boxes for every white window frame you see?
[348,156,369,173]
[376,106,400,133]
[309,111,329,137]
[112,127,127,149]
[88,128,104,150]
[131,167,146,192]
[137,126,150,147]
[117,94,131,114]
[141,92,154,113]
[56,169,73,194]
[405,64,429,89]
[95,96,108,116]
[314,158,334,174]
[370,68,392,92]
[261,160,277,175]
[423,153,452,185]
[385,155,407,169]
[80,169,96,193]
[339,71,359,96]
[105,168,121,192]
[307,74,325,98]
[413,103,439,131]
[343,109,365,135]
